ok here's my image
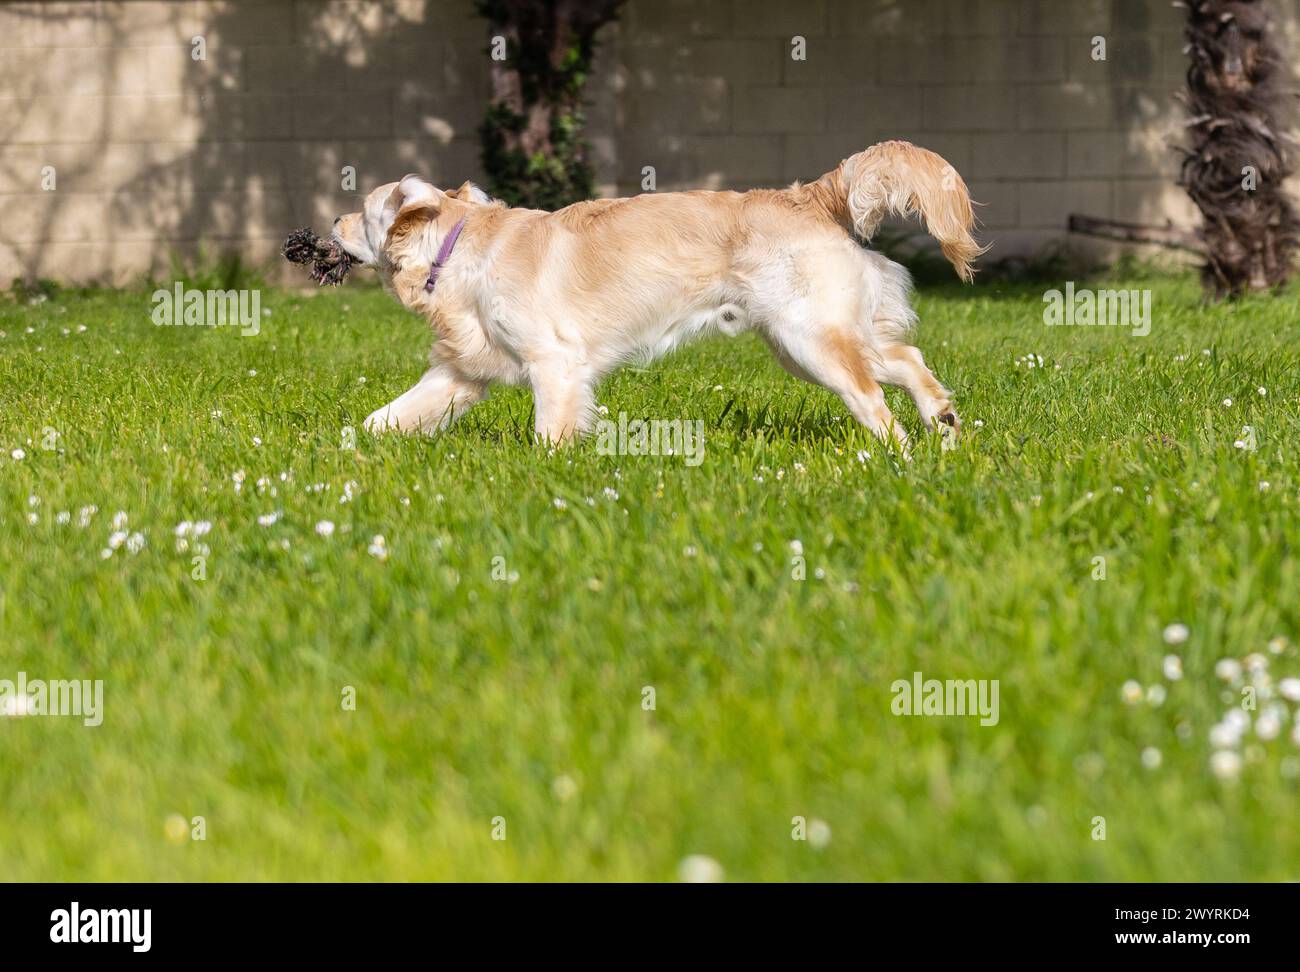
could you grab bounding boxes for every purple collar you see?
[424,217,467,293]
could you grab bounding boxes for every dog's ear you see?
[382,175,445,250]
[394,174,445,216]
[451,180,492,204]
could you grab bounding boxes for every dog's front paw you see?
[364,408,395,433]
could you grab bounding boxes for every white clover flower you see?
[1258,386,1267,396]
[807,818,832,849]
[110,510,128,530]
[257,512,279,527]
[1278,678,1300,702]
[1146,684,1167,706]
[677,855,724,884]
[1162,654,1183,680]
[788,539,803,556]
[315,520,335,537]
[1141,747,1162,770]
[1209,721,1241,749]
[55,511,70,525]
[1256,711,1282,741]
[10,448,25,461]
[1222,398,1232,407]
[1162,623,1189,646]
[126,532,146,554]
[1121,680,1143,704]
[367,535,388,561]
[552,497,567,510]
[1215,658,1243,682]
[193,520,212,536]
[1209,750,1242,780]
[108,531,127,549]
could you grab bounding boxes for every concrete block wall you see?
[2,0,1298,283]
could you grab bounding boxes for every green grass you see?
[1,274,1297,881]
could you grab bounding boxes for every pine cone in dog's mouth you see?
[282,228,353,286]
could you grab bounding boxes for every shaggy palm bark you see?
[1178,0,1299,296]
[477,0,624,211]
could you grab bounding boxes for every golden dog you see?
[332,140,982,448]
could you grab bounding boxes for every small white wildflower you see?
[1162,655,1183,680]
[1121,680,1143,705]
[55,511,70,525]
[315,520,335,537]
[367,535,388,561]
[807,818,832,849]
[10,448,25,461]
[678,854,724,884]
[126,532,145,554]
[1257,386,1267,396]
[257,512,279,527]
[1141,747,1162,770]
[1278,677,1300,702]
[1146,684,1167,706]
[552,497,567,510]
[1256,711,1282,741]
[1215,658,1243,682]
[789,539,803,556]
[108,530,127,549]
[1209,750,1242,780]
[1162,623,1189,645]
[1222,398,1232,407]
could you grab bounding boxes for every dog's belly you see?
[633,301,751,362]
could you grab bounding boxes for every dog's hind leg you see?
[364,364,486,433]
[871,343,960,435]
[763,327,908,452]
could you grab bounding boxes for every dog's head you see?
[332,175,491,284]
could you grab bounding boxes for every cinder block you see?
[1066,34,1162,84]
[970,132,1063,178]
[781,38,875,85]
[0,145,107,193]
[727,0,826,39]
[3,47,111,96]
[783,132,872,181]
[98,2,207,47]
[924,85,1017,131]
[1065,131,1173,178]
[874,38,981,85]
[1114,178,1200,226]
[970,37,1066,83]
[625,84,730,135]
[294,91,391,139]
[939,0,1021,36]
[1019,0,1111,36]
[1016,83,1115,131]
[733,85,825,134]
[0,193,108,244]
[823,86,922,141]
[624,0,733,40]
[1,96,110,144]
[0,2,99,48]
[828,0,940,38]
[966,179,1019,229]
[1018,178,1112,228]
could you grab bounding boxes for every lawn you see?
[0,271,1297,881]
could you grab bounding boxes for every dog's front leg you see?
[530,360,596,445]
[364,365,485,434]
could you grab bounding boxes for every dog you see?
[331,140,982,449]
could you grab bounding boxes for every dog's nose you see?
[333,216,341,226]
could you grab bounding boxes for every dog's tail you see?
[813,140,985,282]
